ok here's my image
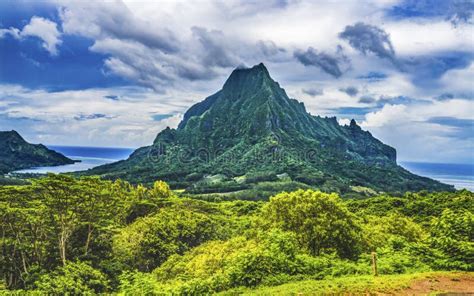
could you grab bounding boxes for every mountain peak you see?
[0,130,25,142]
[222,63,273,92]
[89,64,453,195]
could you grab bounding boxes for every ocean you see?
[14,146,135,174]
[400,161,474,191]
[13,146,474,191]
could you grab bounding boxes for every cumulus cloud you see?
[21,17,62,55]
[89,37,217,92]
[59,2,217,90]
[0,27,20,39]
[340,21,473,87]
[0,16,62,55]
[60,1,178,53]
[57,2,295,91]
[361,99,474,162]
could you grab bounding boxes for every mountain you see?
[0,130,76,174]
[86,63,453,196]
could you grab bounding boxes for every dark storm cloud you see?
[302,87,324,97]
[294,47,345,78]
[338,86,359,97]
[339,22,396,63]
[358,95,376,104]
[104,95,119,101]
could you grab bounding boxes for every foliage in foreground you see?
[0,175,472,294]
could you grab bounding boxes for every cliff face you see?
[86,64,453,194]
[0,131,75,174]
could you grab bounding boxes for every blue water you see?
[14,146,135,174]
[401,161,474,191]
[12,146,474,191]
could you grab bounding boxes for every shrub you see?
[113,208,228,271]
[35,261,109,294]
[428,209,474,270]
[263,189,363,258]
[362,213,426,251]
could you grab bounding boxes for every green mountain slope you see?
[86,63,453,195]
[0,130,75,174]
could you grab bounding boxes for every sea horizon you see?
[13,145,474,191]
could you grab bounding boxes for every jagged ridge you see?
[86,63,453,195]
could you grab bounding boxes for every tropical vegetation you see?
[1,174,472,294]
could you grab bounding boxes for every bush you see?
[152,229,303,293]
[263,190,363,258]
[362,213,426,251]
[118,271,165,295]
[35,261,109,294]
[113,207,228,271]
[428,209,474,270]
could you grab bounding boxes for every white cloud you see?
[0,84,206,147]
[385,20,474,56]
[1,0,473,163]
[338,118,351,126]
[21,17,61,55]
[0,16,62,55]
[0,27,20,39]
[361,100,474,162]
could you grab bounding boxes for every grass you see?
[218,272,473,295]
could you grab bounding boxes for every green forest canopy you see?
[1,174,472,294]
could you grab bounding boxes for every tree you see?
[113,207,226,271]
[33,175,84,266]
[429,208,474,270]
[263,189,362,258]
[0,185,50,288]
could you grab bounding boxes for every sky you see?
[0,0,473,163]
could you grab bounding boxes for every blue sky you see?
[0,0,473,163]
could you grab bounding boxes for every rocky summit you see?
[86,63,452,197]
